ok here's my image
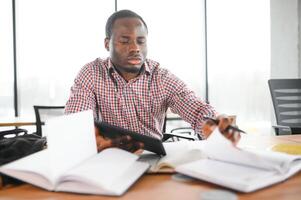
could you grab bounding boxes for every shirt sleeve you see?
[161,69,217,139]
[64,63,98,119]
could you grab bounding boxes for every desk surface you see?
[0,117,36,127]
[1,134,301,200]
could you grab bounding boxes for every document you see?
[175,129,301,192]
[0,110,149,196]
[139,140,207,173]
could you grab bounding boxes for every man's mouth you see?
[127,56,142,65]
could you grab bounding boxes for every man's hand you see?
[94,126,144,153]
[202,115,241,145]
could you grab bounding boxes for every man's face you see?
[105,17,148,74]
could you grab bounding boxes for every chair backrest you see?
[33,105,65,136]
[268,79,301,129]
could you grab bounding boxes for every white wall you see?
[270,0,301,78]
[270,0,301,130]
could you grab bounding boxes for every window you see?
[0,0,14,117]
[119,0,207,98]
[207,0,271,133]
[16,0,114,116]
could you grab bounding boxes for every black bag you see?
[0,131,46,186]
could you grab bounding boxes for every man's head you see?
[104,10,148,80]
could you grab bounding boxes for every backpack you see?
[0,131,46,186]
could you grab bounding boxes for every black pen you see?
[204,117,246,134]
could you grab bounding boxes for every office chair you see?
[33,105,65,136]
[162,116,197,142]
[268,79,301,135]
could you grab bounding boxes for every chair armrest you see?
[162,132,196,142]
[272,125,292,135]
[171,127,193,133]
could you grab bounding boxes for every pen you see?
[204,117,246,134]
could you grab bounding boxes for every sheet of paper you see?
[204,129,283,172]
[0,150,55,189]
[159,141,206,168]
[58,148,139,190]
[176,159,276,192]
[45,110,96,180]
[139,140,206,172]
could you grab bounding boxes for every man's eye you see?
[119,39,129,44]
[138,39,146,44]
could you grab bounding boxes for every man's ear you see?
[104,38,110,51]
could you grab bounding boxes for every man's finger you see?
[121,140,144,153]
[217,117,231,133]
[95,133,113,151]
[130,141,144,153]
[202,119,218,139]
[134,149,144,155]
[216,115,241,145]
[222,125,241,145]
[111,135,134,151]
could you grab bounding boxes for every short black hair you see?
[105,10,148,38]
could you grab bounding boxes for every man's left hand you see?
[202,115,241,145]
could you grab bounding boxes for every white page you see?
[158,141,206,168]
[176,159,277,192]
[110,161,149,196]
[45,110,96,181]
[0,150,55,190]
[57,148,140,191]
[139,140,206,172]
[203,129,285,172]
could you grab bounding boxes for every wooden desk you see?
[0,122,36,127]
[1,135,301,200]
[0,117,36,127]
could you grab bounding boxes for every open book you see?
[0,110,149,196]
[138,140,207,173]
[175,129,301,192]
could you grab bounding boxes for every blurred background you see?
[1,0,300,134]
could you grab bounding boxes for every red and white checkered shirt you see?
[65,58,216,139]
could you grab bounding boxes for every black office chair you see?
[162,116,197,142]
[268,79,301,135]
[33,105,65,136]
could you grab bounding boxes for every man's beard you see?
[122,65,142,73]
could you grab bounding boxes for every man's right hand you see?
[94,126,144,153]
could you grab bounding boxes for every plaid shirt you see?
[65,58,216,139]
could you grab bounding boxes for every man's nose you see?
[129,41,140,52]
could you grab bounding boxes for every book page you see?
[0,150,55,190]
[139,140,206,172]
[45,110,96,181]
[245,148,301,173]
[109,161,149,196]
[0,110,96,191]
[176,159,277,192]
[158,141,206,168]
[204,129,301,173]
[56,148,144,193]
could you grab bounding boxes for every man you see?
[65,10,240,152]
